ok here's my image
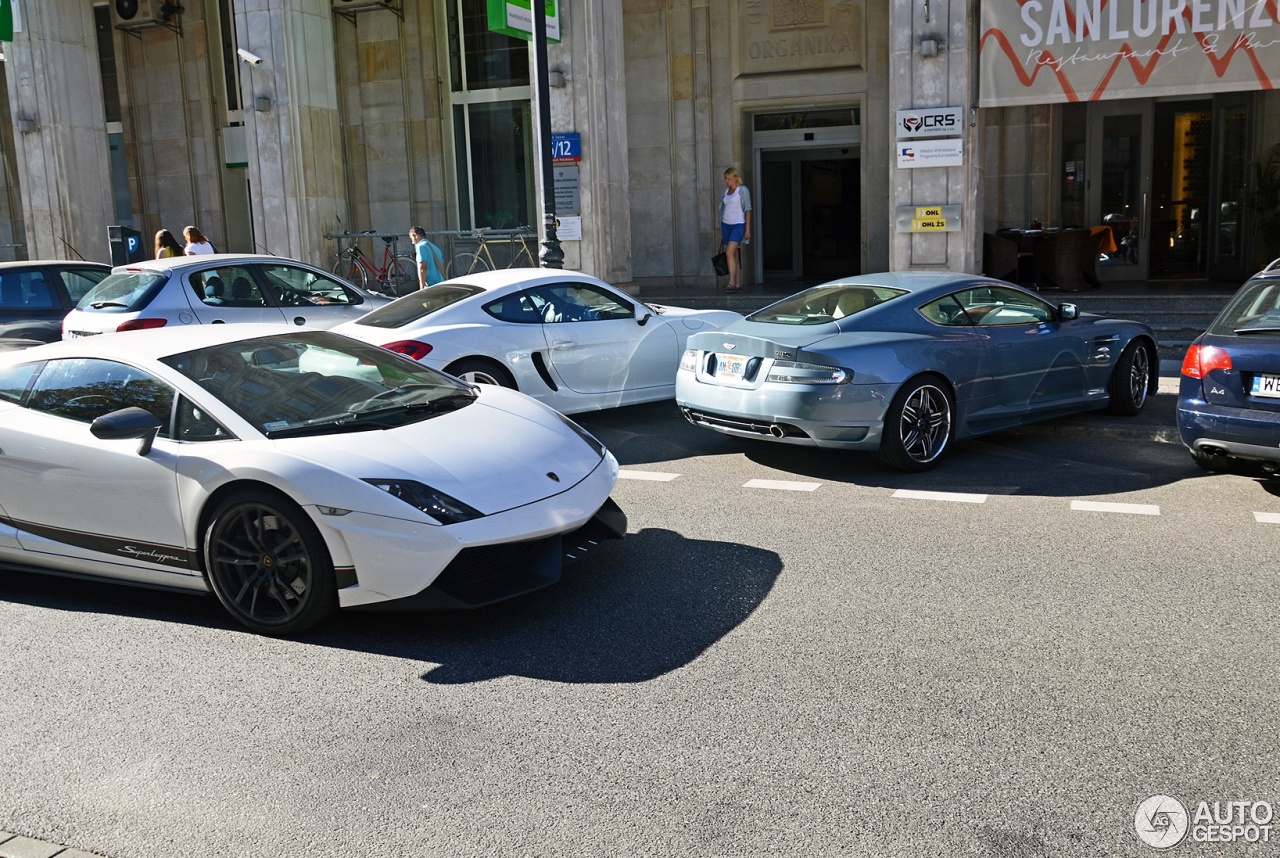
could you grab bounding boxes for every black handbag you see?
[711,244,729,276]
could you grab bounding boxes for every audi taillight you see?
[1181,344,1232,379]
[116,318,167,332]
[382,340,433,360]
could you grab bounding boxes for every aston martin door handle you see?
[551,340,576,350]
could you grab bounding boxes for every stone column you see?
[544,0,631,281]
[4,0,114,262]
[888,0,981,273]
[236,0,344,264]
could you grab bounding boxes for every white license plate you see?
[715,353,748,380]
[1252,374,1280,398]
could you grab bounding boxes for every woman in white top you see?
[183,225,217,255]
[717,167,752,292]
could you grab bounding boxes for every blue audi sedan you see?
[1178,259,1280,472]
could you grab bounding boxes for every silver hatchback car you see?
[61,254,389,339]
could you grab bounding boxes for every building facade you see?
[1,0,1277,287]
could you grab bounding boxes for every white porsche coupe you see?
[330,269,743,414]
[0,326,625,635]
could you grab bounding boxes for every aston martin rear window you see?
[353,284,484,328]
[747,285,906,325]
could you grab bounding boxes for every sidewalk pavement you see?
[0,831,102,858]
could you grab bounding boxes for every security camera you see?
[237,48,263,66]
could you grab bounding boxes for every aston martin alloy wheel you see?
[879,375,954,472]
[202,490,337,635]
[1107,340,1153,416]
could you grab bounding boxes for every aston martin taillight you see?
[382,340,433,360]
[1181,344,1232,379]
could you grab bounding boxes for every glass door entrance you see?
[1063,95,1255,284]
[1087,100,1153,283]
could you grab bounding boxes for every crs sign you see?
[895,107,964,139]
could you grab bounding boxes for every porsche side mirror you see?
[1058,303,1079,321]
[91,406,163,456]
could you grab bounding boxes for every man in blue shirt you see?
[409,225,444,288]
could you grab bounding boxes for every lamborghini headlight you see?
[363,479,483,524]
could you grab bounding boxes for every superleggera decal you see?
[0,514,196,570]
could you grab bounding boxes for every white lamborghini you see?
[0,326,625,635]
[330,269,743,414]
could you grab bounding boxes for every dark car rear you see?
[0,261,112,343]
[1178,258,1280,471]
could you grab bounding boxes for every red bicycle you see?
[330,231,417,296]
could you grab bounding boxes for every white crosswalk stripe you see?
[1071,500,1160,516]
[892,489,988,504]
[618,470,681,482]
[743,479,820,492]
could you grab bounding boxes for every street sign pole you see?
[531,0,563,268]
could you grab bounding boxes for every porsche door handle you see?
[551,340,576,350]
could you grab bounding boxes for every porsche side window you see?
[539,283,633,323]
[175,395,232,442]
[0,361,43,403]
[484,292,542,323]
[27,358,175,436]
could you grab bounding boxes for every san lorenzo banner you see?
[979,0,1280,106]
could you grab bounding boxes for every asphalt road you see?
[2,403,1279,857]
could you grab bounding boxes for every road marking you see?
[892,489,987,504]
[1253,512,1280,524]
[743,479,820,492]
[1071,500,1160,516]
[618,470,681,482]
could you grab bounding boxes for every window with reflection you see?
[447,0,534,229]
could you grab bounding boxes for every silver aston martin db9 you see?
[675,272,1158,471]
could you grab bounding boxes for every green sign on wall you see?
[486,0,559,44]
[0,0,13,42]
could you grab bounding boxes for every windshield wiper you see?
[90,301,130,309]
[1234,324,1280,334]
[348,389,475,419]
[264,420,387,439]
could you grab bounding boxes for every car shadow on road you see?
[575,400,1210,498]
[0,528,783,683]
[316,527,782,685]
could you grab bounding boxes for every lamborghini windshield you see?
[161,330,475,437]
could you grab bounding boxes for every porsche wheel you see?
[1106,340,1153,415]
[878,375,954,472]
[202,490,337,635]
[447,358,516,389]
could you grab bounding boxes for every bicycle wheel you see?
[332,255,368,289]
[448,252,490,278]
[387,255,418,296]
